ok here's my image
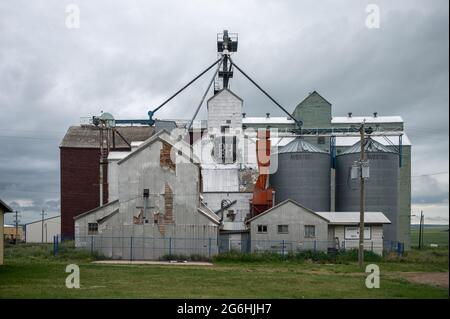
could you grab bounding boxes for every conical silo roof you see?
[277,138,328,154]
[340,137,396,155]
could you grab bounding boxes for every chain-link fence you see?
[59,235,405,260]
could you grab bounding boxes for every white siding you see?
[26,216,61,243]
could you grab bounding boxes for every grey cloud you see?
[0,0,448,223]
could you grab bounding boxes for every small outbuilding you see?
[25,215,61,243]
[246,199,391,255]
[0,199,13,265]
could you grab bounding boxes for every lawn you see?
[411,225,449,248]
[0,243,448,299]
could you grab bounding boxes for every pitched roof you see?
[117,129,199,165]
[246,199,328,223]
[296,90,332,107]
[60,125,154,149]
[0,199,13,213]
[73,200,119,220]
[207,88,243,103]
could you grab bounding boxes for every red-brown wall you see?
[60,147,108,240]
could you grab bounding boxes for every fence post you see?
[281,240,285,256]
[371,241,374,252]
[53,236,56,256]
[314,240,317,252]
[208,237,212,259]
[169,237,172,257]
[130,236,133,261]
[91,235,94,254]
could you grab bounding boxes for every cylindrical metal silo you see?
[269,138,330,211]
[335,137,399,244]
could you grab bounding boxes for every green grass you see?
[0,243,448,299]
[411,226,449,248]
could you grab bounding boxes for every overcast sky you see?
[0,0,448,225]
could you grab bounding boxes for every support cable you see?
[229,58,303,129]
[187,57,224,131]
[151,58,223,115]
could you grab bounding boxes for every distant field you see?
[411,226,449,248]
[0,243,448,299]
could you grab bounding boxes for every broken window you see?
[88,223,98,235]
[317,136,325,144]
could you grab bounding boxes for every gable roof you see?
[207,88,243,103]
[0,199,13,213]
[197,202,220,225]
[97,209,120,224]
[246,199,329,223]
[296,90,332,108]
[73,200,119,220]
[60,125,154,149]
[117,129,199,165]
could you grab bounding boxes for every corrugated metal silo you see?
[336,138,399,244]
[269,138,330,211]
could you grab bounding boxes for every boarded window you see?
[277,225,288,234]
[305,225,316,238]
[317,136,325,144]
[88,223,98,235]
[257,225,268,233]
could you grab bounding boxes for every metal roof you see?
[243,117,295,124]
[108,151,131,161]
[0,198,13,213]
[340,137,397,155]
[315,212,391,225]
[60,125,154,149]
[335,134,411,147]
[277,138,328,154]
[332,116,403,124]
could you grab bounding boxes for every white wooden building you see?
[246,199,391,255]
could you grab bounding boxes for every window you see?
[257,225,268,233]
[317,136,325,144]
[88,223,98,235]
[305,225,316,238]
[226,120,231,124]
[277,225,289,234]
[221,125,229,134]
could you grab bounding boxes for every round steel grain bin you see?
[335,138,399,243]
[269,138,330,211]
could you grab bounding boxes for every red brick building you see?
[60,125,153,240]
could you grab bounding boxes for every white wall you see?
[332,225,385,255]
[26,216,61,243]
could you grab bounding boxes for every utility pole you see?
[419,210,424,249]
[358,122,366,268]
[14,211,20,244]
[41,209,47,243]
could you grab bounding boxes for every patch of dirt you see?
[395,272,449,288]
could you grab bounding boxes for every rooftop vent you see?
[373,112,378,118]
[242,112,246,118]
[348,112,352,118]
[266,113,270,118]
